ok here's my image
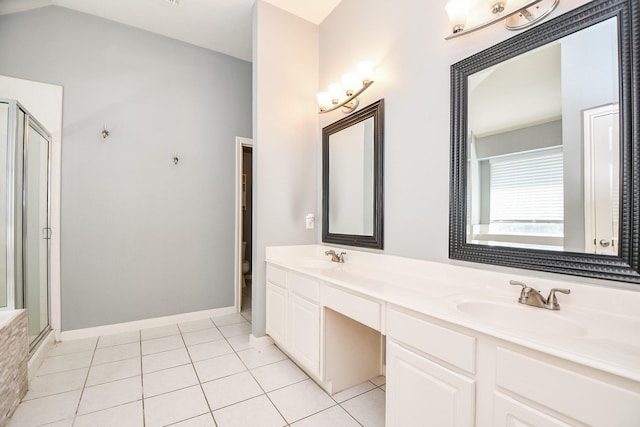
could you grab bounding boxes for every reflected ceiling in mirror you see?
[449,0,640,283]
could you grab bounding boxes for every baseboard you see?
[28,331,55,381]
[60,306,237,341]
[249,334,274,347]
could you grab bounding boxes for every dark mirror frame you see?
[449,0,640,283]
[323,99,384,249]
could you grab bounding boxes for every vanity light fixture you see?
[445,0,559,39]
[317,61,374,114]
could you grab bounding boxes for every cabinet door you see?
[289,293,320,377]
[266,282,287,345]
[386,341,475,427]
[493,392,572,427]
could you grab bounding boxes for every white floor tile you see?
[47,338,97,357]
[7,390,81,427]
[211,313,247,327]
[74,401,143,427]
[187,339,234,362]
[291,405,360,427]
[212,395,286,427]
[240,312,252,322]
[268,379,335,423]
[93,342,140,365]
[142,347,191,373]
[250,359,308,392]
[380,384,386,391]
[218,322,252,338]
[39,419,73,427]
[332,380,376,403]
[141,334,185,355]
[141,324,180,341]
[86,357,141,386]
[37,351,94,375]
[24,368,88,400]
[340,388,385,427]
[182,328,223,346]
[370,375,386,387]
[237,345,287,370]
[143,364,199,398]
[201,371,263,410]
[170,413,216,426]
[77,376,142,415]
[226,334,252,352]
[97,331,140,348]
[178,318,215,334]
[144,385,210,427]
[194,353,246,383]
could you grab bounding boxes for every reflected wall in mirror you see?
[323,99,384,249]
[450,0,639,283]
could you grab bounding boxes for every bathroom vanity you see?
[265,244,640,427]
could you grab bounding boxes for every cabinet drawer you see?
[322,286,382,331]
[266,264,287,287]
[288,273,320,302]
[496,347,640,426]
[387,308,476,374]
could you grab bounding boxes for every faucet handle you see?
[510,280,537,304]
[545,288,571,310]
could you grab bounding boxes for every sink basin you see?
[456,300,588,337]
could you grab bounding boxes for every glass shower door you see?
[23,120,50,349]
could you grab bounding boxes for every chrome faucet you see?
[509,280,571,310]
[325,250,346,263]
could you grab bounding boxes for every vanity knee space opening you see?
[323,307,385,395]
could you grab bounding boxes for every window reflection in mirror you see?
[466,18,619,255]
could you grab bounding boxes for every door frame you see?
[234,136,253,312]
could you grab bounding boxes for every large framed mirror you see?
[450,0,639,283]
[323,99,384,249]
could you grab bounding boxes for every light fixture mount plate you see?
[505,0,559,30]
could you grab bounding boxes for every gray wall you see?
[0,6,252,330]
[252,1,318,336]
[317,0,598,278]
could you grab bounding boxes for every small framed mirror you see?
[322,99,384,249]
[449,0,639,283]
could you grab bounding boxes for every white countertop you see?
[266,244,640,382]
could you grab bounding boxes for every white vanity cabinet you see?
[386,307,476,427]
[265,265,321,378]
[386,305,640,427]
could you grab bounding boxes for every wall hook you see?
[101,124,110,139]
[172,156,179,165]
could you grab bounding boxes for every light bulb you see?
[342,73,360,96]
[316,92,332,111]
[357,61,374,84]
[445,0,472,33]
[329,83,343,104]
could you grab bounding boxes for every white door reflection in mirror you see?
[584,104,619,255]
[328,117,374,235]
[466,17,619,253]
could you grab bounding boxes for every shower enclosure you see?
[0,99,51,353]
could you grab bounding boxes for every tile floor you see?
[8,307,385,426]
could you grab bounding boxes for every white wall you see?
[252,1,319,336]
[0,6,252,330]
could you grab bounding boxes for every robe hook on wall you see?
[101,124,110,139]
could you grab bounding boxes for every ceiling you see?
[0,0,342,61]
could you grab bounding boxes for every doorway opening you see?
[235,137,253,316]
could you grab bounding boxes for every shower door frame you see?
[23,111,52,353]
[2,99,52,352]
